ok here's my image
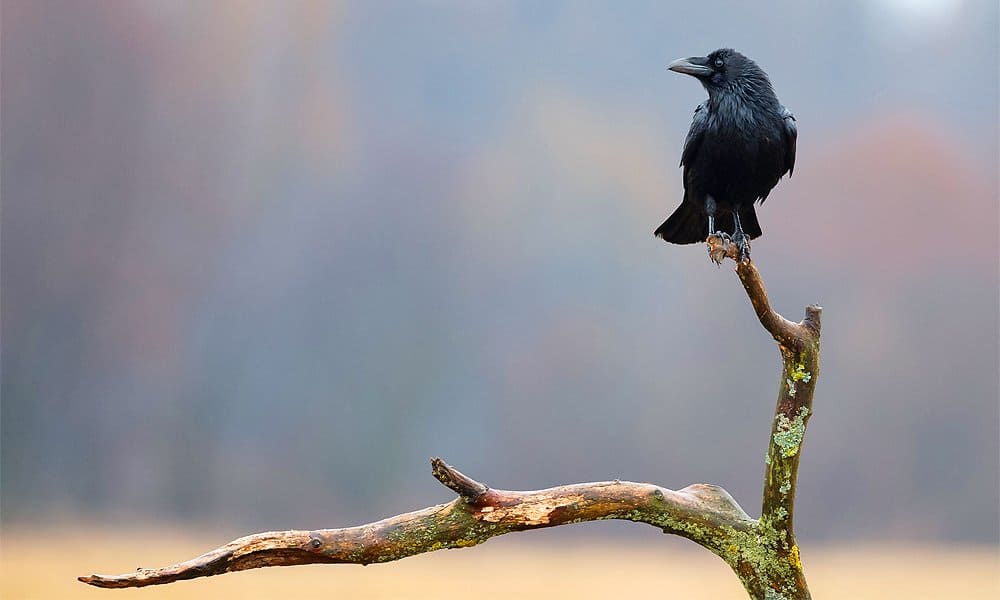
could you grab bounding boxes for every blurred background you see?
[2,1,998,597]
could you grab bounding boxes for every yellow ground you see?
[1,527,997,599]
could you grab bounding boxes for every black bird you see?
[655,49,796,261]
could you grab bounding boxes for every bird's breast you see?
[690,113,786,203]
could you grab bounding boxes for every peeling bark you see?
[80,238,820,600]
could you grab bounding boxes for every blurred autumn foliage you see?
[2,0,997,544]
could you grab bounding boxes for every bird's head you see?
[668,49,772,99]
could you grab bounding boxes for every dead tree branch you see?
[80,460,754,589]
[80,238,820,600]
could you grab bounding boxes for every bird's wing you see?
[781,107,797,176]
[680,101,709,168]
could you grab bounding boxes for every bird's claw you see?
[706,232,730,265]
[706,231,751,265]
[732,232,751,263]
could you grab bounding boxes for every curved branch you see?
[80,459,753,589]
[707,236,818,351]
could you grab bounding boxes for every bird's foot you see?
[732,231,751,263]
[706,232,732,265]
[705,232,751,265]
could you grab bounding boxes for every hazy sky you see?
[2,0,997,543]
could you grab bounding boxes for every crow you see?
[655,49,796,261]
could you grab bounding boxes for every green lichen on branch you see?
[719,514,804,600]
[772,407,810,458]
[785,363,812,397]
[790,363,812,383]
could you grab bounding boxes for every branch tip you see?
[803,304,822,335]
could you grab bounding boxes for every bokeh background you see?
[2,1,998,597]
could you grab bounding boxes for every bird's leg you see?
[705,197,732,265]
[732,211,751,262]
[705,196,730,243]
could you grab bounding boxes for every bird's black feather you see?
[656,49,795,248]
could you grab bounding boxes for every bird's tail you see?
[655,202,705,245]
[739,205,763,240]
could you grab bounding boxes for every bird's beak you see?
[668,56,713,78]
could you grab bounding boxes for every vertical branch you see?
[709,237,820,600]
[734,261,821,529]
[760,316,820,530]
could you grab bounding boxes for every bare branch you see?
[706,235,815,351]
[706,236,821,599]
[80,242,822,600]
[80,460,753,589]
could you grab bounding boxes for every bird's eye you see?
[714,57,724,68]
